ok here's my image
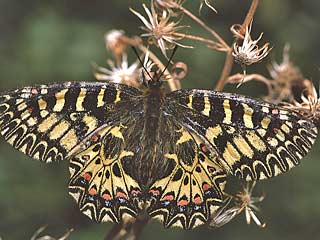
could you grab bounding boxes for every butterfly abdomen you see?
[135,86,167,185]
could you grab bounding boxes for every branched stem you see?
[215,49,234,91]
[242,0,260,31]
[172,32,224,50]
[174,4,230,50]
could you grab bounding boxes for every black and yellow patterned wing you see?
[146,118,227,229]
[68,120,145,223]
[0,81,145,223]
[0,81,140,162]
[167,89,318,180]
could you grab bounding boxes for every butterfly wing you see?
[147,116,227,229]
[167,89,318,180]
[0,81,141,162]
[68,115,145,223]
[0,81,146,223]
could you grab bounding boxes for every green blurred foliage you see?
[0,0,319,239]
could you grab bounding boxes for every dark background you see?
[0,0,319,239]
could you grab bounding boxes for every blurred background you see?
[0,0,320,239]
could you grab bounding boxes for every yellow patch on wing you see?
[83,115,98,134]
[246,131,266,152]
[38,114,58,133]
[115,89,121,103]
[110,126,125,140]
[242,103,254,128]
[223,142,241,166]
[49,120,70,140]
[222,100,232,124]
[201,96,210,116]
[176,129,193,145]
[76,88,87,111]
[233,136,254,158]
[187,94,193,109]
[38,99,47,110]
[261,117,271,129]
[53,89,68,112]
[97,87,106,107]
[60,129,78,151]
[205,125,222,142]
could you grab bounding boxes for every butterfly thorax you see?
[138,83,166,186]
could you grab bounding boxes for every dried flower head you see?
[104,29,141,62]
[265,45,306,103]
[232,21,271,66]
[235,181,266,227]
[209,197,239,228]
[130,3,190,57]
[105,29,127,57]
[284,81,320,124]
[94,54,140,87]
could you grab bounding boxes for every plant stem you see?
[175,4,230,50]
[215,49,234,91]
[172,32,226,50]
[241,0,260,33]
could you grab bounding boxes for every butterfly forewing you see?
[167,89,318,180]
[0,82,141,162]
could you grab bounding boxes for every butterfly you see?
[0,77,317,229]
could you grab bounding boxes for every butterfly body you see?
[0,80,317,229]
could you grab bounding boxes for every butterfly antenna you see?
[131,46,154,82]
[158,45,178,81]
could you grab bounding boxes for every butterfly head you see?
[141,65,164,89]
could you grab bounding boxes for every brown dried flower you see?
[232,21,271,66]
[283,81,320,124]
[235,181,266,227]
[210,182,266,228]
[130,3,190,57]
[265,45,306,103]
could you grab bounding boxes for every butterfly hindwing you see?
[68,124,144,223]
[0,81,141,162]
[167,89,318,180]
[147,120,227,229]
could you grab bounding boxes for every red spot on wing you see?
[92,135,100,142]
[131,189,141,197]
[161,194,174,201]
[102,193,112,201]
[149,189,160,196]
[201,144,208,153]
[177,199,189,206]
[89,188,97,196]
[82,155,90,161]
[202,183,211,191]
[116,192,128,199]
[193,196,203,205]
[83,172,92,181]
[31,89,38,94]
